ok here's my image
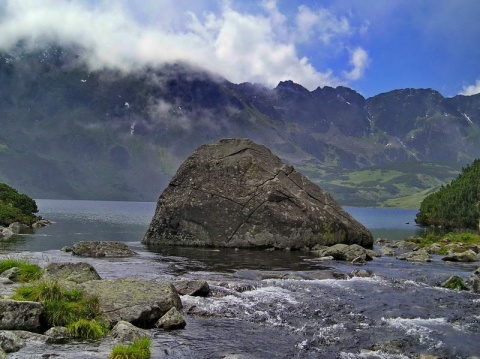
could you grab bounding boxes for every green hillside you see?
[416,159,480,228]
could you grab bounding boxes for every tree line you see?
[0,183,38,226]
[416,159,480,229]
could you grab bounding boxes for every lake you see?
[2,200,479,358]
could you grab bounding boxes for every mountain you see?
[0,44,479,206]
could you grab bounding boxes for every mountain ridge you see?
[0,44,478,206]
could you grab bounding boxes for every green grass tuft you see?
[0,257,42,282]
[67,319,109,340]
[12,280,105,338]
[110,337,151,359]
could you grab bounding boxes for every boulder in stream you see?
[43,262,101,283]
[142,138,373,249]
[79,278,181,328]
[0,331,24,353]
[442,249,478,262]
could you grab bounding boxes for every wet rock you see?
[31,219,51,228]
[442,249,478,262]
[468,267,480,293]
[391,240,419,251]
[110,321,150,343]
[366,249,381,258]
[60,246,73,253]
[440,275,468,291]
[0,267,20,282]
[8,222,29,234]
[0,299,44,331]
[396,249,431,262]
[79,278,181,328]
[0,331,24,353]
[142,138,373,249]
[173,280,210,297]
[155,307,186,330]
[44,326,70,344]
[0,227,13,238]
[351,269,373,278]
[425,243,442,254]
[314,244,371,262]
[43,262,101,283]
[72,241,137,257]
[380,246,396,256]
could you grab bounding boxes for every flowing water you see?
[1,200,479,358]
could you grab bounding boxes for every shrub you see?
[0,257,42,282]
[109,337,151,359]
[0,183,38,226]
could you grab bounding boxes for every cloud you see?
[460,80,480,96]
[0,0,365,90]
[343,47,370,81]
[295,5,350,44]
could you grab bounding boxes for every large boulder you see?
[142,139,373,249]
[0,331,24,353]
[79,278,182,328]
[0,299,44,331]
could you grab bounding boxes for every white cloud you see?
[0,0,364,90]
[460,80,480,96]
[295,5,350,44]
[343,47,370,81]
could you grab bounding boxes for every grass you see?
[408,231,480,254]
[12,280,106,337]
[110,337,151,359]
[67,319,109,340]
[0,257,42,282]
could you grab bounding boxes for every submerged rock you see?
[79,278,181,328]
[72,241,137,257]
[43,262,101,283]
[143,138,372,249]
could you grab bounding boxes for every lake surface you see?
[2,200,479,358]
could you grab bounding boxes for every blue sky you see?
[1,0,479,98]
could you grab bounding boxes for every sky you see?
[0,0,479,98]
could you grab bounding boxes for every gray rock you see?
[425,243,442,254]
[142,139,373,249]
[0,267,20,282]
[396,249,431,262]
[0,331,25,353]
[8,222,29,234]
[314,243,371,262]
[468,268,480,293]
[0,277,13,285]
[351,269,374,278]
[391,240,419,251]
[173,280,210,296]
[43,262,101,283]
[0,299,44,331]
[380,246,396,256]
[0,227,13,238]
[79,278,182,328]
[110,321,150,343]
[44,326,70,344]
[442,250,478,262]
[0,348,5,359]
[155,307,186,330]
[72,241,137,257]
[31,219,51,228]
[60,246,73,252]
